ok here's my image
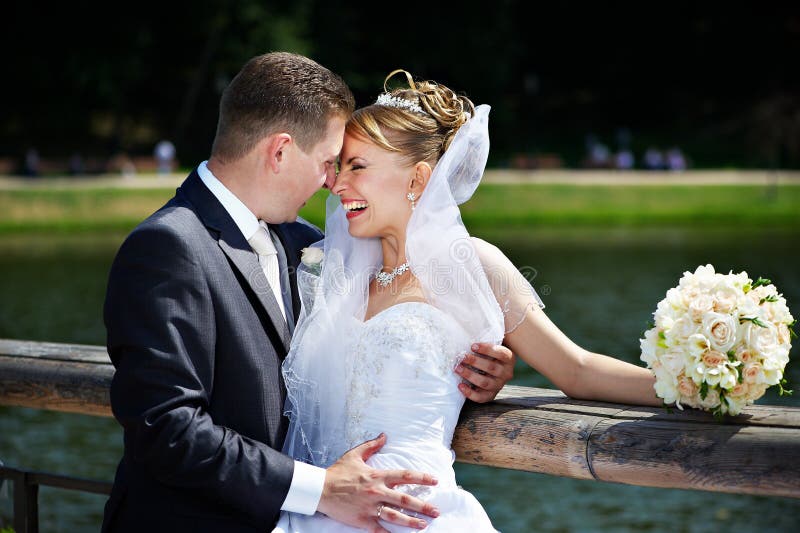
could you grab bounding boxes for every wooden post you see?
[0,340,112,416]
[454,386,800,498]
[2,338,800,499]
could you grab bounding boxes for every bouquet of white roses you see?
[640,264,795,417]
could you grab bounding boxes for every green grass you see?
[0,183,797,234]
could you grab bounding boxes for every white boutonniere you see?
[300,247,324,275]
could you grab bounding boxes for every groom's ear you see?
[409,161,431,195]
[265,133,293,173]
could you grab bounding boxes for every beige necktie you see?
[247,224,287,322]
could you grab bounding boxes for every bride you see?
[274,71,662,533]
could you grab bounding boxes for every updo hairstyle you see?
[345,70,475,167]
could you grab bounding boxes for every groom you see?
[102,52,516,532]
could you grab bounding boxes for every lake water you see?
[1,227,799,532]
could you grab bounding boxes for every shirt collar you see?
[197,160,263,242]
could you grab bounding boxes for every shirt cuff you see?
[280,460,326,514]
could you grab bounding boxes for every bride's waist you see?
[348,415,457,444]
[366,446,458,486]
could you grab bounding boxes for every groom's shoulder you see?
[117,189,204,256]
[133,195,201,239]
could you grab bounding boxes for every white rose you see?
[678,285,699,307]
[661,347,687,377]
[777,323,791,345]
[742,321,779,355]
[653,366,679,405]
[734,345,756,364]
[764,298,791,324]
[656,299,682,324]
[300,246,324,266]
[689,294,715,322]
[730,271,750,291]
[693,264,717,279]
[761,356,785,386]
[639,329,661,367]
[677,374,699,398]
[665,316,699,346]
[746,383,769,402]
[763,344,790,367]
[702,312,738,353]
[736,293,760,320]
[698,387,721,410]
[724,394,748,416]
[742,362,767,385]
[712,279,739,314]
[665,287,686,311]
[729,382,749,398]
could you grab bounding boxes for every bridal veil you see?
[281,104,544,467]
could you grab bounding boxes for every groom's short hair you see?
[211,52,354,162]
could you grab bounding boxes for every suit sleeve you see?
[104,223,294,526]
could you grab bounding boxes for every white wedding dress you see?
[273,301,499,532]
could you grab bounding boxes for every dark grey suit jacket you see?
[101,169,323,532]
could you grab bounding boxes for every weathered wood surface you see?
[0,339,112,416]
[2,339,799,498]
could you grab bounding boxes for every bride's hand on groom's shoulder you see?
[455,343,516,403]
[317,433,440,532]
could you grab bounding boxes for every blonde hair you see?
[345,70,475,166]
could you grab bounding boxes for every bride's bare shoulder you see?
[470,237,513,269]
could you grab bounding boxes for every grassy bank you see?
[0,183,798,234]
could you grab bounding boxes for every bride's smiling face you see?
[333,132,416,238]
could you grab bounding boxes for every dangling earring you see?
[407,192,417,210]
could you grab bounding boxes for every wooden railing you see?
[1,338,799,530]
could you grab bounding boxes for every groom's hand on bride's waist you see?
[317,433,440,532]
[455,342,516,403]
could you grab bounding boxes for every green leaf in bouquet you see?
[740,316,769,328]
[700,381,709,400]
[759,294,779,305]
[727,350,736,362]
[779,379,793,396]
[790,320,797,340]
[752,277,772,289]
[712,390,729,421]
[656,330,668,348]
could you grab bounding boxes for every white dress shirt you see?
[197,161,325,515]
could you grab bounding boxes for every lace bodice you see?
[343,302,471,473]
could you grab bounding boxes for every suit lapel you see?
[179,170,292,353]
[217,236,292,352]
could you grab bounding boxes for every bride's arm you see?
[504,306,661,406]
[473,238,662,407]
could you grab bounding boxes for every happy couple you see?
[102,52,662,533]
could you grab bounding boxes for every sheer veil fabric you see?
[280,104,544,468]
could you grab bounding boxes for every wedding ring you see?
[377,504,385,519]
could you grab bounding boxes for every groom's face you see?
[277,115,346,221]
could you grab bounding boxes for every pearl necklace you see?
[375,262,410,287]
